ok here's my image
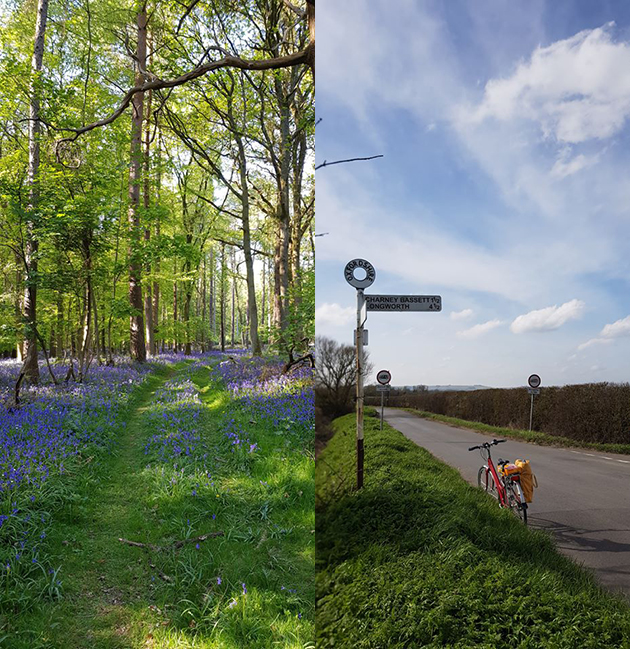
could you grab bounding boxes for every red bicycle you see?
[469,439,527,524]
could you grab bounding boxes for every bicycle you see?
[469,439,528,524]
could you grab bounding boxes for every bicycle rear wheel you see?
[477,466,498,499]
[506,481,528,524]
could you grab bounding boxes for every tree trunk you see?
[143,87,154,356]
[20,0,49,386]
[128,7,147,362]
[234,133,262,355]
[220,244,226,352]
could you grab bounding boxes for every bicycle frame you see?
[480,447,509,507]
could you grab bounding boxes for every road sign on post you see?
[345,259,442,490]
[344,259,375,491]
[376,370,391,430]
[527,374,542,431]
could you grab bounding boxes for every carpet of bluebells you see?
[0,358,157,609]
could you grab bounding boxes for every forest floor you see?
[2,354,314,648]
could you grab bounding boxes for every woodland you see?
[0,0,315,392]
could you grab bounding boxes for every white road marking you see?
[570,450,630,465]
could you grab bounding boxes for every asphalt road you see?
[382,408,630,599]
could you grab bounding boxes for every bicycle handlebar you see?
[468,439,506,451]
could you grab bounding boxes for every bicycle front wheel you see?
[506,481,528,525]
[477,466,498,499]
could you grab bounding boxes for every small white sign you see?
[354,329,368,346]
[365,294,442,312]
[376,385,390,392]
[527,387,540,395]
[376,369,391,385]
[344,259,376,289]
[528,374,541,389]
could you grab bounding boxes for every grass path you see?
[7,364,177,648]
[8,358,314,648]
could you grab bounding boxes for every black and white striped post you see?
[344,259,375,490]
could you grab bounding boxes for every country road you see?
[382,408,630,599]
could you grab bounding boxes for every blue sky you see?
[316,0,630,388]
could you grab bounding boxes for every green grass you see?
[316,413,630,648]
[403,408,630,454]
[5,359,313,648]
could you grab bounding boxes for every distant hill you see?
[398,385,490,392]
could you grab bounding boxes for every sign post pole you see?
[345,259,376,491]
[527,374,541,432]
[380,391,384,430]
[376,369,392,432]
[356,288,365,490]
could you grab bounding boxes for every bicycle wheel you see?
[506,480,528,524]
[477,466,498,499]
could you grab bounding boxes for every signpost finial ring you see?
[344,259,376,289]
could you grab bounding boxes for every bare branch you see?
[315,155,383,170]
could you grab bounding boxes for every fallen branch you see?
[118,531,224,553]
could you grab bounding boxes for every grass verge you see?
[316,413,630,649]
[403,408,630,455]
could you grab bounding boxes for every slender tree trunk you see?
[20,0,49,387]
[143,87,154,356]
[173,263,178,352]
[15,263,23,361]
[127,7,147,362]
[201,255,207,352]
[231,252,236,348]
[220,244,226,352]
[209,247,215,347]
[234,133,262,355]
[56,292,64,358]
[184,234,193,355]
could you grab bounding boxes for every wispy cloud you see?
[457,319,504,339]
[577,337,614,351]
[450,309,474,320]
[315,303,355,327]
[510,299,585,334]
[578,314,630,350]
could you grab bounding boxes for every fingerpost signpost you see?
[345,259,442,489]
[527,374,541,431]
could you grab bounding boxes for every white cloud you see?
[450,309,474,320]
[315,303,355,327]
[469,23,630,144]
[457,319,504,339]
[601,314,630,338]
[510,299,585,334]
[578,314,630,350]
[550,150,599,179]
[577,337,614,351]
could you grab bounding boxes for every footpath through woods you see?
[3,354,314,648]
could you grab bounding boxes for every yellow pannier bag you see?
[515,459,537,503]
[499,463,521,476]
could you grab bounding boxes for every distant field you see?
[316,412,630,648]
[371,382,630,447]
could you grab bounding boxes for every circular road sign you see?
[528,374,541,389]
[344,259,376,289]
[377,369,391,385]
